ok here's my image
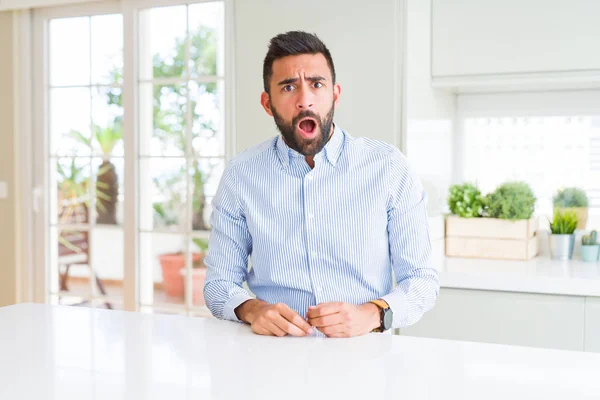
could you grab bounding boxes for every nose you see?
[296,86,314,110]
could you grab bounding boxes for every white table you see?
[1,303,600,400]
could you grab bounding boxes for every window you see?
[137,2,225,312]
[34,0,229,316]
[456,91,600,227]
[463,116,600,216]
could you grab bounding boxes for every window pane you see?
[191,158,223,232]
[93,157,124,226]
[188,2,224,78]
[50,17,90,86]
[139,158,188,231]
[140,232,187,307]
[189,235,208,307]
[91,14,123,85]
[138,6,187,80]
[139,83,188,156]
[191,81,224,157]
[50,87,91,157]
[91,86,124,157]
[463,116,600,216]
[55,157,91,226]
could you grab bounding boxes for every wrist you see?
[235,299,265,324]
[360,302,381,332]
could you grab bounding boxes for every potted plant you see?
[484,181,536,221]
[548,209,578,260]
[179,238,209,306]
[447,182,486,218]
[553,187,588,230]
[580,230,599,262]
[445,181,538,260]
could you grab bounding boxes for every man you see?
[204,31,439,338]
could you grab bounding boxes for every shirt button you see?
[311,251,317,258]
[308,213,314,219]
[307,175,313,181]
[316,286,322,293]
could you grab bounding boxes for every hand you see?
[306,302,381,338]
[235,300,314,337]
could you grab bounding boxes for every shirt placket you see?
[303,160,323,305]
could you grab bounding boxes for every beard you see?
[270,100,335,157]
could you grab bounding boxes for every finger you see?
[252,324,276,336]
[307,302,343,319]
[266,321,288,337]
[278,305,313,334]
[320,323,347,336]
[273,314,308,337]
[308,313,345,328]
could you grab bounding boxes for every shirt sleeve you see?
[380,148,440,329]
[203,163,254,322]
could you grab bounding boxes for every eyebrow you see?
[277,76,327,86]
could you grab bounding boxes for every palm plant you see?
[69,120,122,224]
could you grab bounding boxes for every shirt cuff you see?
[381,291,408,330]
[223,292,255,323]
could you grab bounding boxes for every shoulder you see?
[227,136,278,170]
[343,130,409,170]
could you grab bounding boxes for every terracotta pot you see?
[158,252,203,298]
[180,268,208,306]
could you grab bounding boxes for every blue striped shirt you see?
[203,124,439,329]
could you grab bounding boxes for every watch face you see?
[383,308,394,330]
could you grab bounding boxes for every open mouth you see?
[297,118,318,138]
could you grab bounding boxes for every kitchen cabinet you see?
[431,0,600,89]
[401,287,588,352]
[585,297,600,352]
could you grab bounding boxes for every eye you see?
[283,84,294,92]
[313,82,323,89]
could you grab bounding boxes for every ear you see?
[261,92,273,116]
[333,83,341,108]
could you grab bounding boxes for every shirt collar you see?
[275,123,344,168]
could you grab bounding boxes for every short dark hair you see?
[262,31,336,94]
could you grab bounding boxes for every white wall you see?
[233,0,403,153]
[404,0,455,216]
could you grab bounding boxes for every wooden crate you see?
[445,216,539,260]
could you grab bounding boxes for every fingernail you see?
[308,306,315,309]
[308,328,313,334]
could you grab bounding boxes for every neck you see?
[305,124,335,169]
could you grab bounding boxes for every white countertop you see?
[436,252,600,297]
[2,303,600,400]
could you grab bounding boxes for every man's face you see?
[261,53,341,156]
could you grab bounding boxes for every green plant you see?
[447,183,486,218]
[548,209,579,235]
[485,181,536,220]
[553,187,589,208]
[582,230,598,246]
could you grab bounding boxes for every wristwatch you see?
[369,299,393,332]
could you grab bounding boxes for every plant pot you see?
[158,252,203,298]
[558,207,588,230]
[549,234,575,260]
[580,244,600,262]
[179,268,207,306]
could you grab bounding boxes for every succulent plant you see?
[548,209,579,235]
[447,183,486,218]
[582,230,598,246]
